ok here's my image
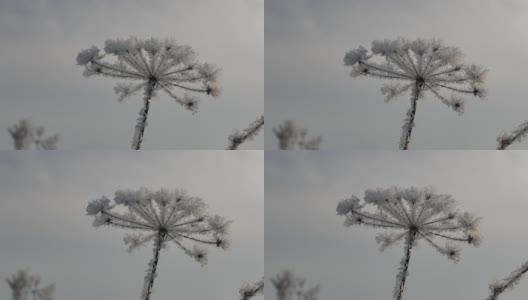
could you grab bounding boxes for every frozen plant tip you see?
[344,38,488,149]
[496,121,528,150]
[6,269,55,300]
[336,186,481,300]
[76,37,221,149]
[271,270,320,300]
[227,116,264,150]
[239,279,264,300]
[86,188,232,300]
[272,120,321,150]
[486,260,528,300]
[8,119,59,150]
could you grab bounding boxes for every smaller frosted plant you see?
[239,278,264,300]
[272,120,321,150]
[86,188,232,300]
[6,269,55,300]
[336,186,481,300]
[76,37,221,149]
[496,121,528,149]
[344,37,488,149]
[271,270,319,300]
[8,119,59,150]
[227,116,264,150]
[486,260,528,300]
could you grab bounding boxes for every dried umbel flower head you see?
[271,270,320,300]
[7,119,59,150]
[76,37,221,149]
[336,186,481,300]
[86,187,232,300]
[272,120,321,150]
[344,37,488,149]
[6,269,55,300]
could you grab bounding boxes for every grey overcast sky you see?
[265,151,528,300]
[0,151,263,300]
[265,0,528,150]
[0,0,263,150]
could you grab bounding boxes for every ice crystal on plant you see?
[344,37,488,149]
[76,37,221,149]
[86,187,232,300]
[336,186,481,300]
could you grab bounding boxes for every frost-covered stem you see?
[497,123,528,150]
[133,80,156,150]
[240,281,264,300]
[395,230,416,300]
[400,82,421,150]
[487,261,528,300]
[143,230,165,300]
[227,116,265,150]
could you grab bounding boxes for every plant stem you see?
[133,80,156,150]
[400,82,421,150]
[142,230,165,300]
[497,122,528,150]
[395,230,417,300]
[488,261,528,300]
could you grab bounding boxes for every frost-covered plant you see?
[336,186,481,300]
[8,119,59,150]
[6,269,55,300]
[271,270,319,300]
[496,121,528,150]
[76,37,221,150]
[86,188,232,300]
[272,120,321,150]
[239,278,264,300]
[486,260,528,300]
[344,37,488,149]
[227,116,264,150]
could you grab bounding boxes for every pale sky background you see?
[265,151,528,299]
[0,151,263,300]
[265,0,528,149]
[0,0,263,149]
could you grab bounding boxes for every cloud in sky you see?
[265,0,528,149]
[0,0,263,149]
[0,151,263,300]
[265,151,528,299]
